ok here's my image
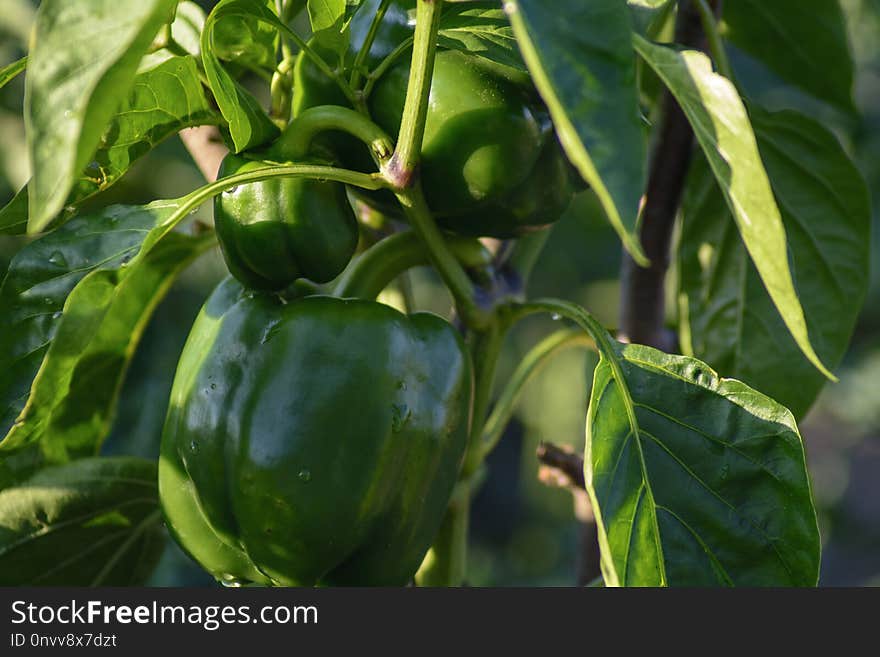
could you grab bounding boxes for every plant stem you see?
[270,56,296,127]
[478,330,594,464]
[185,164,387,225]
[462,319,507,477]
[267,105,394,162]
[395,187,490,329]
[363,37,414,101]
[415,479,471,586]
[333,231,488,300]
[275,21,358,105]
[695,0,733,79]
[618,0,709,350]
[350,0,394,90]
[387,0,442,187]
[505,230,551,287]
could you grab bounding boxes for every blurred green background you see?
[1,0,879,586]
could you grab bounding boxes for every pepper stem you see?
[387,0,442,188]
[267,105,395,164]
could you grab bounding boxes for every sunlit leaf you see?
[0,457,165,585]
[634,35,833,381]
[24,0,177,232]
[679,107,870,419]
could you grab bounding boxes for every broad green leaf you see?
[627,0,674,37]
[0,457,165,585]
[505,0,647,265]
[308,0,349,59]
[678,107,870,419]
[3,56,220,236]
[634,35,833,381]
[438,4,526,73]
[74,56,221,203]
[587,342,820,586]
[0,56,26,90]
[0,444,46,492]
[24,0,178,233]
[202,0,282,152]
[721,0,855,113]
[0,200,214,459]
[0,186,27,235]
[140,1,207,70]
[213,0,280,70]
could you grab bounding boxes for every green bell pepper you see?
[213,153,359,291]
[292,2,576,237]
[159,277,473,586]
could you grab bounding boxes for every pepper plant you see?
[0,0,870,587]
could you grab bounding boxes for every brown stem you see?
[536,441,586,491]
[179,125,229,183]
[618,0,720,350]
[536,442,599,584]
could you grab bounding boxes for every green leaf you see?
[140,1,207,70]
[5,56,221,235]
[505,0,647,265]
[438,3,526,73]
[0,186,27,236]
[721,0,855,113]
[0,200,214,460]
[634,35,834,381]
[202,0,283,152]
[0,457,165,585]
[0,56,26,90]
[678,107,871,419]
[308,0,349,59]
[213,0,280,70]
[75,56,222,202]
[24,0,178,233]
[587,342,820,586]
[627,0,674,37]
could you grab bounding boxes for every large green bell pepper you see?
[158,277,473,586]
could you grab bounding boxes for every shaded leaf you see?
[587,342,820,586]
[438,3,526,73]
[0,457,164,585]
[0,200,214,460]
[722,0,855,113]
[308,0,349,60]
[0,187,27,236]
[140,1,207,70]
[75,56,221,203]
[634,35,832,381]
[24,0,177,233]
[505,0,647,264]
[4,56,220,236]
[627,0,674,37]
[202,0,283,152]
[679,107,870,419]
[0,56,26,90]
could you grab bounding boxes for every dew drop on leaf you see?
[298,469,312,483]
[551,313,561,321]
[48,251,68,267]
[52,311,62,320]
[218,575,246,587]
[391,403,411,432]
